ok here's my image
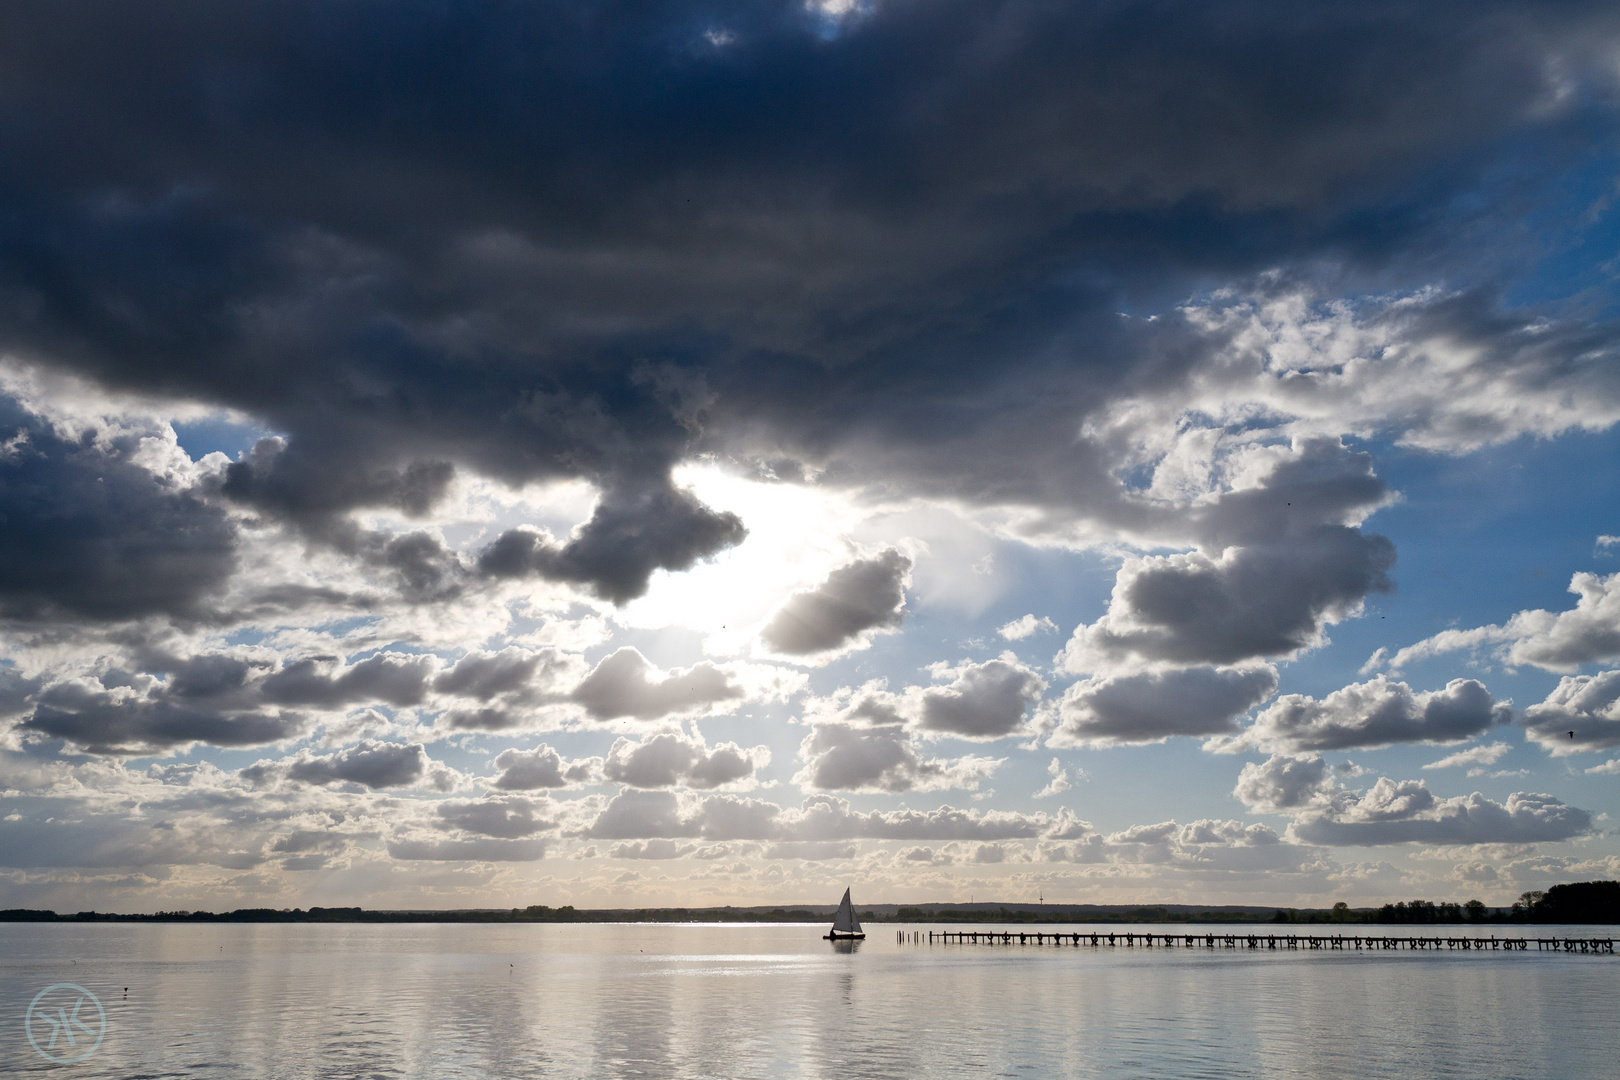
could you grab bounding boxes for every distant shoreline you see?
[4,896,1615,925]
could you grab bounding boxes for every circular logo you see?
[25,983,106,1064]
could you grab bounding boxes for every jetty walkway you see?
[900,930,1614,953]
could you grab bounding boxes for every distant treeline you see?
[3,882,1614,925]
[1269,881,1620,925]
[0,905,829,924]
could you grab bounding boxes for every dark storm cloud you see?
[760,550,911,656]
[0,392,236,623]
[1,0,1615,606]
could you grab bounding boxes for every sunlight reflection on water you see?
[2,922,1616,1079]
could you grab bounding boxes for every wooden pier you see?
[897,930,1615,953]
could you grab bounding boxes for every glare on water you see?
[2,922,1615,1079]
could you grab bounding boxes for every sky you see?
[2,1,1620,913]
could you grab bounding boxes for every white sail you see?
[831,887,861,934]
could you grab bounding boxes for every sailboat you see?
[824,887,865,940]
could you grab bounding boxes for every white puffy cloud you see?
[608,839,695,860]
[796,656,1046,745]
[793,722,1001,793]
[577,790,1051,843]
[998,615,1057,641]
[1380,572,1620,674]
[434,795,554,838]
[1034,758,1072,798]
[241,741,462,792]
[385,837,548,861]
[488,744,601,790]
[601,729,770,790]
[1061,439,1395,673]
[1290,782,1592,846]
[915,658,1046,739]
[1214,676,1510,753]
[1523,670,1620,754]
[561,648,801,726]
[1039,815,1304,872]
[571,647,745,720]
[759,548,911,659]
[1233,754,1335,813]
[1050,665,1277,746]
[1422,742,1512,772]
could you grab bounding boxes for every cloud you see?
[1233,754,1336,813]
[434,795,553,838]
[1034,758,1071,798]
[1291,784,1592,847]
[1381,572,1620,674]
[570,647,746,721]
[796,657,1045,744]
[260,653,439,709]
[608,839,695,860]
[1039,815,1303,870]
[601,730,770,790]
[433,648,554,702]
[1050,665,1277,746]
[793,722,1000,793]
[759,549,911,658]
[1062,440,1395,671]
[998,615,1057,641]
[0,666,40,718]
[24,677,308,756]
[4,0,1620,907]
[578,790,1050,842]
[489,745,600,790]
[386,837,548,861]
[242,740,461,791]
[915,658,1045,739]
[1523,670,1620,754]
[1423,742,1512,771]
[1218,676,1511,753]
[477,481,747,604]
[0,391,238,623]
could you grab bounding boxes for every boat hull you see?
[824,932,866,940]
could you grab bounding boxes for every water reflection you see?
[0,923,1615,1080]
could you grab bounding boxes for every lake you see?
[2,922,1615,1078]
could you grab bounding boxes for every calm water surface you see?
[1,922,1615,1078]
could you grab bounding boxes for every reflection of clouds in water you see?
[2,921,1613,1078]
